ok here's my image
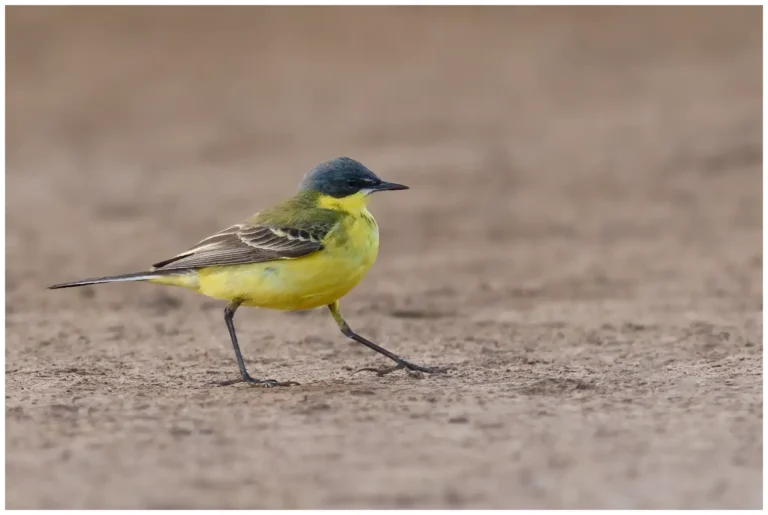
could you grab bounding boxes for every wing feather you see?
[151,222,333,271]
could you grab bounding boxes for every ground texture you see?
[6,6,762,509]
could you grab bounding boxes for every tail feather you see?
[49,271,160,289]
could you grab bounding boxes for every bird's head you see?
[298,157,408,200]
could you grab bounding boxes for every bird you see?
[49,157,443,386]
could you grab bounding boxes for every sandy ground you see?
[6,6,762,509]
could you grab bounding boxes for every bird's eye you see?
[348,178,377,188]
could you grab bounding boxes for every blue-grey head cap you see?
[298,157,408,198]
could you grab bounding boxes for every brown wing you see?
[151,223,329,271]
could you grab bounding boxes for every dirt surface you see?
[6,6,762,509]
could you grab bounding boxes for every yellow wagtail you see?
[50,157,442,386]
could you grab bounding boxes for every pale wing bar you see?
[151,224,325,271]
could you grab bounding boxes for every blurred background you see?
[6,6,762,509]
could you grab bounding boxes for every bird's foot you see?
[354,358,448,377]
[215,375,299,387]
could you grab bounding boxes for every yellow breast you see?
[192,206,379,311]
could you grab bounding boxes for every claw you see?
[214,376,299,387]
[353,359,447,377]
[354,361,406,376]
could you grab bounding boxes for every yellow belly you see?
[177,213,379,310]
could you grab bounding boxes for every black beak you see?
[374,181,409,192]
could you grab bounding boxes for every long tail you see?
[49,271,163,290]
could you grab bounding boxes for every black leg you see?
[216,301,298,387]
[327,301,446,376]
